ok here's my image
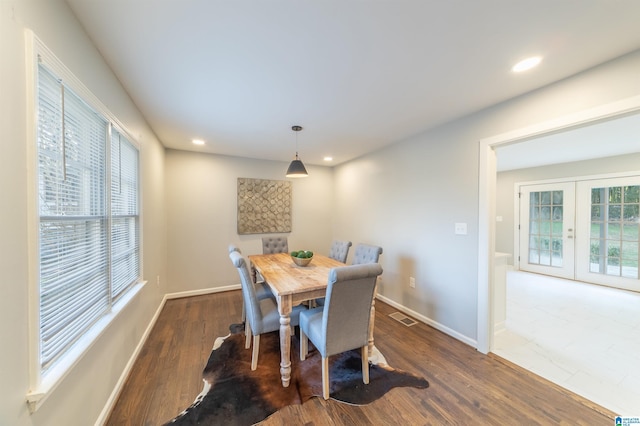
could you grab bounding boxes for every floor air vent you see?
[388,312,418,327]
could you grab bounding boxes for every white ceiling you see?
[497,112,640,171]
[65,0,640,167]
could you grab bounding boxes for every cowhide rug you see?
[166,325,429,425]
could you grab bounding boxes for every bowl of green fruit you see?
[290,250,314,266]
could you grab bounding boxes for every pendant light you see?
[286,125,308,178]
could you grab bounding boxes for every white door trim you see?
[476,94,640,354]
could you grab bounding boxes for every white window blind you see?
[36,63,140,374]
[110,129,140,300]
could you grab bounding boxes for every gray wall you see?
[165,149,335,293]
[332,50,640,344]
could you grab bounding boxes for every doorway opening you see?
[478,95,640,415]
[477,94,640,355]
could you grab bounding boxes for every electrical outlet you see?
[454,222,467,235]
[409,277,416,288]
[156,275,160,286]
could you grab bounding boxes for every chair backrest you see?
[229,251,263,333]
[228,244,241,254]
[351,244,383,265]
[328,240,352,263]
[262,236,289,254]
[321,263,383,356]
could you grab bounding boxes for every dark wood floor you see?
[106,291,615,425]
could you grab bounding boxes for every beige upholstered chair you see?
[229,250,306,370]
[299,263,383,399]
[262,236,289,254]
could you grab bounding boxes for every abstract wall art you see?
[237,178,292,234]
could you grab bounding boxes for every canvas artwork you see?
[237,178,292,234]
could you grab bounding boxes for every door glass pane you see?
[589,185,639,279]
[608,204,621,220]
[539,250,551,266]
[529,249,539,263]
[622,241,639,278]
[540,191,551,204]
[552,237,563,267]
[607,223,621,239]
[552,206,563,220]
[540,221,551,234]
[590,222,604,238]
[552,191,563,204]
[609,186,622,203]
[624,186,640,203]
[552,221,563,236]
[623,224,639,241]
[530,192,539,204]
[541,206,551,220]
[528,190,563,268]
[623,204,639,221]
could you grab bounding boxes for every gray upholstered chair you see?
[328,240,352,263]
[316,242,381,307]
[229,250,306,370]
[313,240,353,307]
[351,243,383,265]
[262,236,289,254]
[299,263,383,399]
[228,244,274,348]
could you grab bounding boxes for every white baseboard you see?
[95,294,167,426]
[95,284,241,426]
[165,284,241,300]
[375,294,478,348]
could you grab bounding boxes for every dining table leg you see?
[277,296,293,387]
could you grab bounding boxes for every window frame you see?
[25,31,145,412]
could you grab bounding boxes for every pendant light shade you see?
[286,125,308,178]
[286,156,308,177]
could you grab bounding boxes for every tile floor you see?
[492,270,640,416]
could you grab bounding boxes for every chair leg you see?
[361,345,369,384]
[251,334,260,370]
[244,320,251,349]
[300,330,308,360]
[322,356,330,400]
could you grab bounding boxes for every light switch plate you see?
[454,223,467,235]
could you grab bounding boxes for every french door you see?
[575,177,640,291]
[518,176,640,292]
[519,182,575,279]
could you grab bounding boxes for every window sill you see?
[26,280,147,413]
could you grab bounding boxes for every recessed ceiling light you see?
[192,139,205,145]
[323,156,333,162]
[512,56,542,73]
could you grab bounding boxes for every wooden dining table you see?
[248,252,379,387]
